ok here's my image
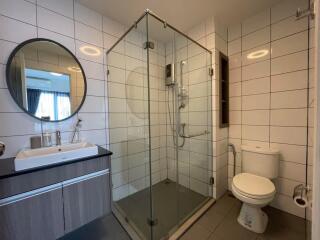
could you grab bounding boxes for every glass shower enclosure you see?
[107,10,213,240]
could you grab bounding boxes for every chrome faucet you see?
[56,131,61,146]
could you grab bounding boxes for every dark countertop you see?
[0,146,112,179]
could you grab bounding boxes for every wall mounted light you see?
[67,66,82,72]
[247,49,269,59]
[79,45,101,56]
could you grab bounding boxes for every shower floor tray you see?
[114,179,208,240]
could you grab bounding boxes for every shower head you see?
[180,61,187,65]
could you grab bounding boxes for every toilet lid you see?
[233,173,275,199]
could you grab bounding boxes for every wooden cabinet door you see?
[63,170,111,233]
[0,183,64,240]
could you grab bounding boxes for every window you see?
[35,91,71,121]
[25,68,71,121]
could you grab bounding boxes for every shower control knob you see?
[0,141,5,156]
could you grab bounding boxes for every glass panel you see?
[147,14,213,240]
[176,37,212,222]
[107,15,152,240]
[108,12,213,240]
[147,15,178,240]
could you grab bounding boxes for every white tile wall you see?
[242,9,270,35]
[271,31,308,58]
[0,15,37,43]
[0,0,36,24]
[37,6,74,38]
[242,27,270,51]
[74,2,103,30]
[37,0,74,18]
[242,77,270,95]
[227,0,314,218]
[242,60,270,80]
[271,51,308,75]
[75,21,103,47]
[271,70,308,92]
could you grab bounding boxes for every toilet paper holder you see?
[293,184,312,208]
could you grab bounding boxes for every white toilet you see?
[231,145,279,233]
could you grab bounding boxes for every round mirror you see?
[6,38,87,122]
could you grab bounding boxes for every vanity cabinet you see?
[0,153,112,240]
[63,170,110,233]
[0,184,64,240]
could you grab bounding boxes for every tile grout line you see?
[304,0,312,221]
[240,20,243,175]
[269,7,272,148]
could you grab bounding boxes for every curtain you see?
[35,91,55,120]
[34,91,71,121]
[56,92,71,120]
[11,60,23,106]
[27,89,41,114]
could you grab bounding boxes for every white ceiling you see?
[77,0,282,31]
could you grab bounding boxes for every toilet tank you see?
[241,145,280,179]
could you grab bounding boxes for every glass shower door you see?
[173,32,213,230]
[107,15,153,240]
[175,37,213,223]
[108,11,213,240]
[146,15,179,240]
[147,14,213,240]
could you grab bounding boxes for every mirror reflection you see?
[7,39,86,121]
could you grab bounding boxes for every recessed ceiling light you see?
[247,49,269,59]
[50,72,63,76]
[79,45,101,56]
[67,66,82,73]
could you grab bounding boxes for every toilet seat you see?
[232,173,275,200]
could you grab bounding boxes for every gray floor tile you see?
[197,210,225,233]
[212,204,258,240]
[208,194,239,215]
[256,226,306,240]
[264,207,307,235]
[181,193,309,240]
[180,222,212,240]
[207,232,231,240]
[59,214,130,240]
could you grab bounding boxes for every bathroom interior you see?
[0,0,318,240]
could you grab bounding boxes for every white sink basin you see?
[14,142,98,171]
